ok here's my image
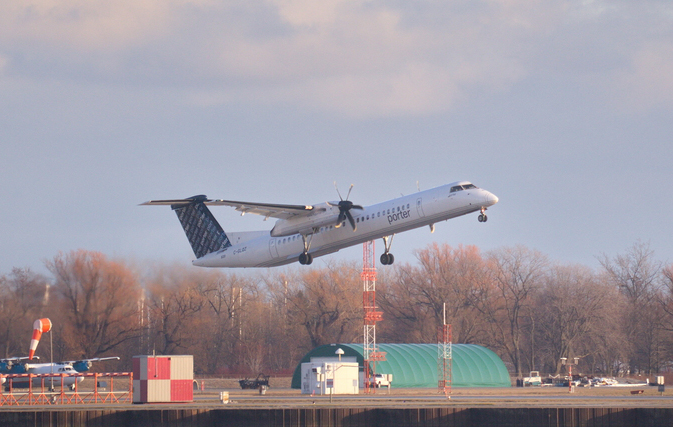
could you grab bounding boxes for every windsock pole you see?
[28,318,52,360]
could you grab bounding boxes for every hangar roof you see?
[291,343,511,388]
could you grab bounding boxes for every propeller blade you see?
[345,210,357,231]
[352,205,364,210]
[345,184,354,201]
[334,181,343,201]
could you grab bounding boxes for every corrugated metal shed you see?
[132,355,194,403]
[291,344,511,388]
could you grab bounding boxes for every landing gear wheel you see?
[478,214,488,222]
[380,253,395,265]
[299,253,313,265]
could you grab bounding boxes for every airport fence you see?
[0,372,133,406]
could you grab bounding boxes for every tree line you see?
[1,241,672,377]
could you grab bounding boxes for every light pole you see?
[560,357,580,393]
[330,348,345,403]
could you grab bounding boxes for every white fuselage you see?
[193,182,498,268]
[8,363,84,389]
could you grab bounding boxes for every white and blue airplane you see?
[141,181,498,268]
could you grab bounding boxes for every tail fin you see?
[142,195,232,258]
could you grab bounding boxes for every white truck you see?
[369,373,392,388]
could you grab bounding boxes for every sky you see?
[1,0,672,277]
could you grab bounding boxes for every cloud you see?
[3,0,670,117]
[610,41,673,112]
[0,1,176,51]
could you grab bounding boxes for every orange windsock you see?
[28,318,52,360]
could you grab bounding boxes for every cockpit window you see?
[451,183,479,193]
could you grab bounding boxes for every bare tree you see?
[284,262,362,349]
[470,246,548,376]
[535,264,624,374]
[0,268,48,358]
[46,250,142,359]
[378,244,487,344]
[600,241,664,374]
[147,265,206,355]
[195,272,253,373]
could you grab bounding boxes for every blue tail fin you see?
[171,195,231,258]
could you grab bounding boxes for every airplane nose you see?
[485,192,499,206]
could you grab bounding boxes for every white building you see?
[300,357,359,395]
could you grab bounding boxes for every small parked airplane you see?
[0,318,120,390]
[1,358,120,390]
[141,181,498,268]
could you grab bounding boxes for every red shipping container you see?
[170,379,193,402]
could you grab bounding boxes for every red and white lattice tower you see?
[362,240,385,393]
[437,303,452,397]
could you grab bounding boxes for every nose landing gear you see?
[478,207,488,222]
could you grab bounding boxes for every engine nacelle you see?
[270,203,342,237]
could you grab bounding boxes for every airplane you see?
[1,318,120,390]
[1,358,119,390]
[141,181,499,268]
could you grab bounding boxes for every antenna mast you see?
[362,241,385,393]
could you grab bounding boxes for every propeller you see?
[328,183,363,231]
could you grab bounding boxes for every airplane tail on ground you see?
[141,195,232,259]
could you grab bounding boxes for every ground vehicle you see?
[369,373,392,388]
[238,373,270,389]
[523,371,542,386]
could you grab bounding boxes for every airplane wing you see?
[142,197,318,220]
[66,356,120,372]
[1,356,34,361]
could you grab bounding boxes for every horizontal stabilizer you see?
[141,195,231,258]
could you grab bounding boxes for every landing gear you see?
[380,253,394,265]
[299,233,315,265]
[478,207,488,222]
[298,252,313,265]
[380,235,395,265]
